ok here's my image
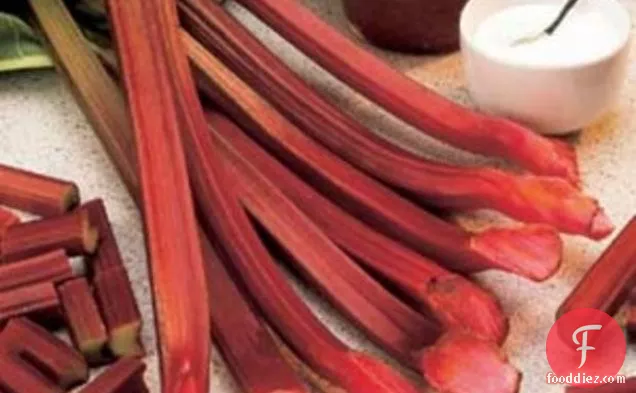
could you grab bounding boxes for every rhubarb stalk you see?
[0,249,76,291]
[0,163,79,217]
[557,217,636,318]
[0,318,89,389]
[0,207,18,238]
[180,0,610,239]
[78,357,148,393]
[232,0,579,183]
[0,281,60,323]
[206,109,507,343]
[0,209,99,263]
[202,235,309,393]
[33,3,308,393]
[93,267,144,358]
[80,199,128,274]
[79,200,144,357]
[185,33,562,281]
[58,277,109,364]
[106,1,211,392]
[0,355,63,393]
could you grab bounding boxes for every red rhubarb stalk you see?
[557,217,636,318]
[202,236,310,393]
[206,109,507,343]
[0,163,79,217]
[0,207,18,238]
[33,2,309,392]
[78,357,148,393]
[232,0,579,183]
[106,1,210,392]
[0,318,89,389]
[180,0,610,239]
[0,249,76,291]
[0,281,60,324]
[0,209,99,263]
[58,278,109,364]
[0,355,63,393]
[185,33,562,281]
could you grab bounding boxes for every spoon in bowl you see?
[512,0,581,46]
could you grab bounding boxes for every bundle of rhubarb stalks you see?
[0,164,147,392]
[15,0,619,392]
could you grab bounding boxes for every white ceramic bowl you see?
[460,0,631,135]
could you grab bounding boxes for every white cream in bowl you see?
[461,0,631,135]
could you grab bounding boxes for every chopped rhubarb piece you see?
[558,217,636,318]
[0,249,75,291]
[78,357,147,393]
[186,34,562,281]
[420,333,521,393]
[93,267,144,357]
[58,277,108,364]
[0,208,18,238]
[207,110,507,343]
[233,0,579,184]
[566,378,636,392]
[0,355,63,393]
[0,164,79,217]
[0,282,59,324]
[0,210,99,263]
[180,0,610,239]
[0,318,88,389]
[80,199,126,274]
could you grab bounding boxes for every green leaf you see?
[0,12,53,73]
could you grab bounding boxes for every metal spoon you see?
[512,0,581,46]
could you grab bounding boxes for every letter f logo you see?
[572,324,603,369]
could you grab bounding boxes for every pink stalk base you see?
[421,333,521,393]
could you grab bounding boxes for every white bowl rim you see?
[460,0,632,70]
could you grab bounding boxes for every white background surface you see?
[0,1,635,392]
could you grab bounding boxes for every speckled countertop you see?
[0,1,635,392]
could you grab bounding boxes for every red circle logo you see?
[546,308,626,386]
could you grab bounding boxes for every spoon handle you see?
[545,0,580,34]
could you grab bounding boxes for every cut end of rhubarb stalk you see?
[589,211,615,241]
[62,184,81,212]
[471,225,562,281]
[491,118,580,185]
[420,332,521,393]
[82,220,100,255]
[110,322,144,358]
[423,276,508,344]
